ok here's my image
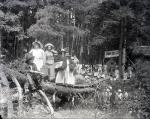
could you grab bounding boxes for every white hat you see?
[32,40,43,48]
[44,43,54,48]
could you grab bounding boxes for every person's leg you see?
[26,74,36,90]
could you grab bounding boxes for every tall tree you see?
[84,0,149,75]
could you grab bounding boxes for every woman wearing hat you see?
[44,43,57,81]
[55,50,76,85]
[29,40,45,71]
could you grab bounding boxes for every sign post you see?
[104,50,119,58]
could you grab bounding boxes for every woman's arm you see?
[51,50,58,54]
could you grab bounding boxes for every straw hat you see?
[44,43,54,49]
[32,40,43,48]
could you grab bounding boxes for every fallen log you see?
[0,71,13,118]
[38,90,54,115]
[41,82,96,96]
[11,76,23,117]
[1,64,27,86]
[0,65,55,115]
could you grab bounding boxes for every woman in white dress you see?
[29,41,45,71]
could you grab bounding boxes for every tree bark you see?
[123,17,127,74]
[119,18,124,79]
[11,76,23,117]
[0,30,1,59]
[1,64,27,86]
[42,82,95,96]
[38,90,54,114]
[0,71,13,118]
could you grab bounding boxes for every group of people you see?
[25,40,79,85]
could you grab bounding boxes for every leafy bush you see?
[131,60,150,119]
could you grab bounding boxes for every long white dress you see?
[29,49,45,71]
[55,70,65,84]
[65,59,75,85]
[55,59,75,85]
[55,61,65,84]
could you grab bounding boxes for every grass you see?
[1,96,135,119]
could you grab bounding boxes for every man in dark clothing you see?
[54,49,76,84]
[54,49,67,84]
[24,53,38,91]
[54,50,67,71]
[25,53,38,71]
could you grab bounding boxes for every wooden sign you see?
[105,50,119,58]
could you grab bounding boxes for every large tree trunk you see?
[1,64,27,87]
[0,30,1,59]
[41,82,95,96]
[123,17,127,75]
[119,18,124,79]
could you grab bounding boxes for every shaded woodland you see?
[0,0,149,63]
[1,0,150,119]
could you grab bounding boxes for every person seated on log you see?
[24,53,37,91]
[44,43,57,81]
[25,53,38,71]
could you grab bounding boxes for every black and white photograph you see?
[0,0,150,118]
